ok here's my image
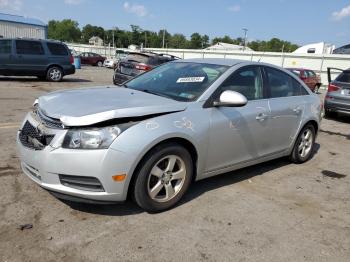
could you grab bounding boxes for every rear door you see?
[0,39,13,74]
[206,65,272,172]
[264,66,306,152]
[13,40,48,74]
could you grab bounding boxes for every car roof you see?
[0,38,64,44]
[174,58,245,66]
[285,68,308,71]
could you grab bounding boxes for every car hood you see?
[37,86,187,127]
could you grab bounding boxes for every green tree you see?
[169,34,187,49]
[81,24,105,43]
[48,19,81,42]
[190,33,203,49]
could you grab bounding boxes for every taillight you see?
[70,55,74,64]
[327,84,340,92]
[135,64,151,71]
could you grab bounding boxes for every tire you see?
[290,124,316,164]
[314,85,319,94]
[97,61,103,67]
[133,143,193,212]
[46,66,63,82]
[324,108,336,119]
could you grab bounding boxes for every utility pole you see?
[162,29,165,49]
[145,31,147,48]
[112,30,114,48]
[242,28,248,51]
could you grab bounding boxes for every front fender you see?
[109,108,211,196]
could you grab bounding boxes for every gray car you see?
[17,59,322,212]
[325,67,350,117]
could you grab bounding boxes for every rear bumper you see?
[113,72,133,85]
[324,98,350,114]
[63,65,76,76]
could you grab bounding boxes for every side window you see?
[219,66,264,100]
[308,70,316,77]
[16,40,44,55]
[266,67,302,98]
[47,43,68,56]
[0,40,12,54]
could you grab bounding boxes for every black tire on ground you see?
[133,143,193,212]
[46,66,63,82]
[324,108,336,119]
[97,61,103,67]
[290,124,316,164]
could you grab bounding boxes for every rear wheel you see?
[324,108,336,119]
[290,124,315,164]
[133,143,193,212]
[46,66,63,82]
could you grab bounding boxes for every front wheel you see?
[133,143,193,212]
[290,124,316,164]
[97,61,103,67]
[46,67,63,82]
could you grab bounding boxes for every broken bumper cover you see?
[16,116,135,203]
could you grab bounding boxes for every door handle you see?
[256,113,267,122]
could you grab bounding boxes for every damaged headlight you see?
[62,126,122,149]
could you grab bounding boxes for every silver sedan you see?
[17,59,322,212]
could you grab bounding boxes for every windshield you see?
[125,62,228,101]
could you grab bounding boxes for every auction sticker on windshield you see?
[176,77,205,83]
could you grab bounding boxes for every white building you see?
[89,36,104,46]
[205,42,253,52]
[0,13,47,39]
[293,42,335,55]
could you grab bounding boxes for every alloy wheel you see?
[298,129,313,158]
[147,155,186,203]
[49,68,62,81]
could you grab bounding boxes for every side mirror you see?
[213,90,248,107]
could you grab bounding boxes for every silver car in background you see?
[17,59,322,212]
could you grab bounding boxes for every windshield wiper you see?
[140,89,173,100]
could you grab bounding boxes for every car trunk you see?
[117,53,151,77]
[328,71,350,103]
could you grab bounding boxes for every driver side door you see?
[205,66,272,173]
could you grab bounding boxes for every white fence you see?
[67,43,350,87]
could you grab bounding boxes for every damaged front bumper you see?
[16,113,135,203]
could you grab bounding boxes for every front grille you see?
[36,109,64,129]
[59,174,105,192]
[19,121,54,150]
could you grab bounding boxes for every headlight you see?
[62,126,122,149]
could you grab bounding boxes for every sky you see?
[0,0,349,47]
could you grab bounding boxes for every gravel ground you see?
[0,67,349,262]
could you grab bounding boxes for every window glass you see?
[47,43,68,56]
[308,70,316,77]
[124,53,150,64]
[266,67,303,97]
[0,40,11,54]
[219,66,264,100]
[336,71,350,83]
[307,48,316,53]
[16,40,44,55]
[126,62,228,102]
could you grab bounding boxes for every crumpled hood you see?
[38,86,187,127]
